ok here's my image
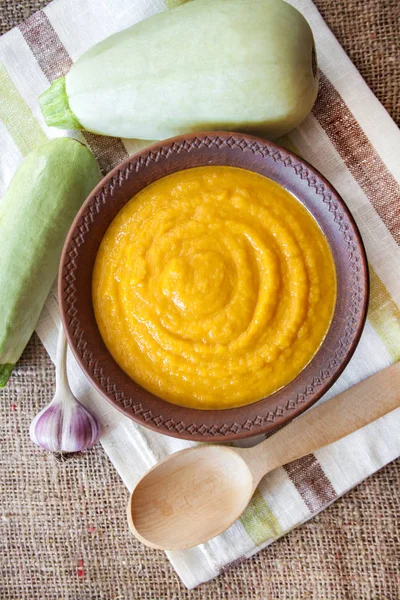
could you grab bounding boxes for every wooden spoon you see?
[127,362,400,550]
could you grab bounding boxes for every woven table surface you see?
[1,1,399,598]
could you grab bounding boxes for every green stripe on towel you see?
[368,266,400,361]
[165,0,192,7]
[240,488,283,546]
[0,62,46,156]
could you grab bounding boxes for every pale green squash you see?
[0,138,100,387]
[40,0,318,140]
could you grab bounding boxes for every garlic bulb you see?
[30,326,101,453]
[30,394,101,453]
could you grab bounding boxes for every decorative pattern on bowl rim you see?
[60,132,369,441]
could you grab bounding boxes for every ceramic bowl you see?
[59,132,369,441]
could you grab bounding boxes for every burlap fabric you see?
[1,1,399,598]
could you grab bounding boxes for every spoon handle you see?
[247,362,400,482]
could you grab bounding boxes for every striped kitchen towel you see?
[1,0,400,589]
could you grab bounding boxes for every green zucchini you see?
[40,0,318,140]
[0,138,100,387]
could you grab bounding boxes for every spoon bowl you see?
[128,445,254,549]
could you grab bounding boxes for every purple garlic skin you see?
[30,396,101,453]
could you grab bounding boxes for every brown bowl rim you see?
[59,131,369,442]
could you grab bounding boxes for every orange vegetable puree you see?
[92,166,336,410]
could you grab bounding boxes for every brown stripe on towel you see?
[20,11,129,174]
[285,454,337,513]
[76,131,129,176]
[313,71,400,246]
[19,10,73,78]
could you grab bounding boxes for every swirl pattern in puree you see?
[93,167,336,410]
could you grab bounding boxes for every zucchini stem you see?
[39,77,83,130]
